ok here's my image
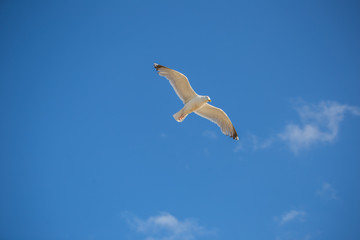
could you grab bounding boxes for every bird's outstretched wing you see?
[154,63,197,103]
[195,104,239,140]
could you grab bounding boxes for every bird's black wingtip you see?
[153,63,163,70]
[231,135,239,140]
[153,63,169,71]
[232,127,239,140]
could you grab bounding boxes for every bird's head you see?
[206,96,211,102]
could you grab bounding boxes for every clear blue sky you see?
[1,1,360,240]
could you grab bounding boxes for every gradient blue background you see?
[1,1,360,239]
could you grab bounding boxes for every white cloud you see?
[232,100,359,154]
[124,212,211,240]
[279,101,360,153]
[317,182,338,200]
[279,210,306,225]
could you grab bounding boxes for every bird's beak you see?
[209,99,211,102]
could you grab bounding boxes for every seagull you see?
[154,63,239,140]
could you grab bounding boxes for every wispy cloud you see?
[317,182,338,200]
[233,100,359,154]
[275,233,313,240]
[250,134,274,150]
[278,210,306,225]
[274,210,315,240]
[279,101,360,153]
[202,130,217,140]
[160,133,168,138]
[233,134,273,152]
[124,212,211,240]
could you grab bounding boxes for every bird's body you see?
[173,95,210,122]
[154,63,239,140]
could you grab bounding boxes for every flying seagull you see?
[154,63,239,140]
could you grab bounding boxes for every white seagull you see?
[154,63,239,140]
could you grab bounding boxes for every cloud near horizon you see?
[124,212,210,240]
[279,101,360,153]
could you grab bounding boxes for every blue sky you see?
[1,1,360,240]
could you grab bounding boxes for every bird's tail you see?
[173,110,188,122]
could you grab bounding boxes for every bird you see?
[154,63,239,140]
